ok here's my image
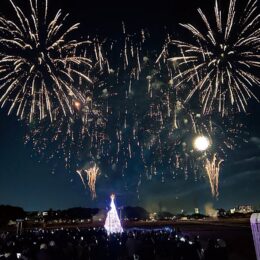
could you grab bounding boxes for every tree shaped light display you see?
[104,194,123,234]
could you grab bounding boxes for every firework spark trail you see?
[0,0,92,122]
[77,164,100,199]
[76,170,87,189]
[86,164,100,199]
[169,0,260,115]
[204,154,224,198]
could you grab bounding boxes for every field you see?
[175,221,255,260]
[124,218,256,260]
[1,218,256,260]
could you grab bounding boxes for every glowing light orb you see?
[73,101,81,110]
[194,136,210,151]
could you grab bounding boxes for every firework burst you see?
[77,163,100,199]
[204,154,224,198]
[170,0,260,115]
[0,0,92,122]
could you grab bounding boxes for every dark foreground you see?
[174,221,255,260]
[124,219,256,260]
[0,219,256,260]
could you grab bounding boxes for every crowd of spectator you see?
[0,227,228,260]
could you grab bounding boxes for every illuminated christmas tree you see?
[104,194,123,234]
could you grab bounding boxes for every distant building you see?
[217,208,226,217]
[236,205,254,214]
[194,208,200,214]
[230,208,236,214]
[37,211,48,217]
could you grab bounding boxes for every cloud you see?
[250,137,260,148]
[233,156,260,165]
[221,170,260,187]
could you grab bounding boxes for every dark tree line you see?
[0,205,26,226]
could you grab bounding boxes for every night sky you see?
[0,0,260,214]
